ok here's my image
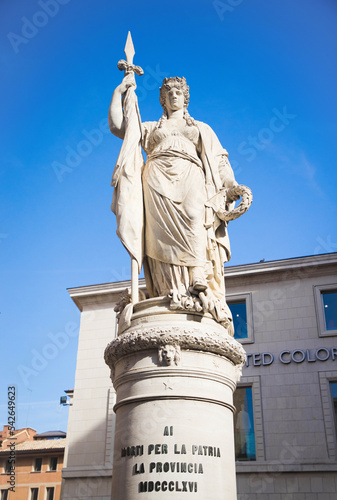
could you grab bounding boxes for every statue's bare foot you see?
[190,266,207,291]
[193,280,207,291]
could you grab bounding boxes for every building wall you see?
[61,288,119,500]
[225,256,337,499]
[0,451,63,500]
[61,254,337,500]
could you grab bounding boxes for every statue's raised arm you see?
[108,73,136,139]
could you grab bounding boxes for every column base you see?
[104,297,246,500]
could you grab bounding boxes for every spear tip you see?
[124,31,135,64]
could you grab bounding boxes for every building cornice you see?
[224,252,337,278]
[67,253,337,311]
[67,279,146,311]
[0,447,64,456]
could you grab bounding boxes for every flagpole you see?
[116,31,143,307]
[131,257,139,305]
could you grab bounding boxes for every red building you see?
[0,426,66,500]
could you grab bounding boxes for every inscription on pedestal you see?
[119,426,222,494]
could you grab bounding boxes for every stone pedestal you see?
[105,297,246,500]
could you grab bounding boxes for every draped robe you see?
[112,112,237,320]
[141,120,236,302]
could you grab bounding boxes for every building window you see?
[34,457,42,472]
[4,460,11,473]
[227,293,254,343]
[330,381,337,438]
[1,490,8,500]
[323,290,337,330]
[314,284,337,336]
[30,488,39,500]
[233,386,256,461]
[46,487,54,500]
[229,301,247,339]
[49,457,57,471]
[318,373,337,459]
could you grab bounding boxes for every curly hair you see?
[157,77,195,128]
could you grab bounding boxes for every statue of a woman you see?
[109,73,244,333]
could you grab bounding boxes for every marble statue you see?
[109,34,252,334]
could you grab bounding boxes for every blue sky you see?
[1,0,336,432]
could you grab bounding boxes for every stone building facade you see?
[60,253,337,499]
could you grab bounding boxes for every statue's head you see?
[159,77,190,112]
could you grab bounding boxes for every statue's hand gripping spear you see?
[118,32,144,78]
[117,32,143,108]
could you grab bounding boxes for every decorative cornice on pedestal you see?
[104,325,246,371]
